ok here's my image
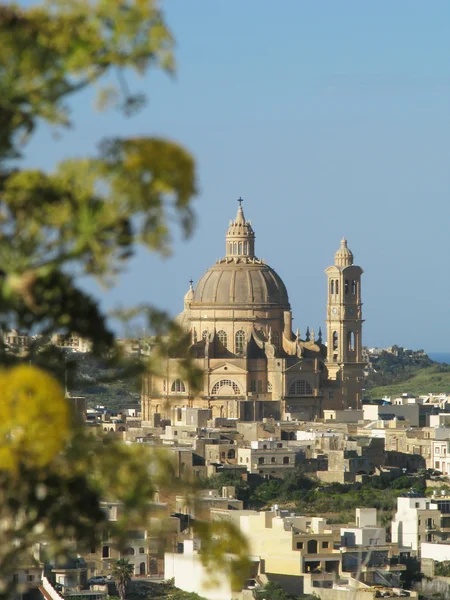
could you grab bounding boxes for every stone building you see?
[141,202,366,425]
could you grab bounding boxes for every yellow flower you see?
[0,365,69,471]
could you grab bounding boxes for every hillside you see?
[70,353,141,411]
[367,363,450,399]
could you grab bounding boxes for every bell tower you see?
[325,238,365,409]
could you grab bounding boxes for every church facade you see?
[141,203,365,424]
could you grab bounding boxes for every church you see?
[141,201,365,424]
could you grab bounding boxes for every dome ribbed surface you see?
[334,237,354,267]
[193,262,290,307]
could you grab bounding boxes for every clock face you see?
[332,308,337,315]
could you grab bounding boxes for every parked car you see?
[88,577,107,585]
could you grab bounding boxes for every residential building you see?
[237,440,299,476]
[51,333,92,353]
[340,509,405,587]
[391,495,440,553]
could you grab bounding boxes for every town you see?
[10,205,450,600]
[3,3,449,600]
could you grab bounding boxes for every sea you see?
[428,352,450,365]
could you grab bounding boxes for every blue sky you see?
[22,1,450,352]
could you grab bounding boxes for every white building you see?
[391,496,439,553]
[341,509,386,547]
[421,541,450,562]
[429,413,450,428]
[363,403,419,427]
[164,540,235,600]
[432,440,450,474]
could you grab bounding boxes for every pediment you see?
[210,361,248,374]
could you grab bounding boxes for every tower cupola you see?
[225,198,255,259]
[334,237,354,267]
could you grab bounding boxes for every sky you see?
[21,1,450,352]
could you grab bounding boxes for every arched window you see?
[243,241,248,255]
[271,457,276,463]
[238,242,242,254]
[227,449,235,460]
[140,562,146,576]
[335,280,339,294]
[217,330,228,349]
[307,540,318,554]
[139,547,145,554]
[124,547,135,556]
[211,379,240,395]
[283,456,290,464]
[171,379,186,393]
[352,279,357,295]
[347,331,355,352]
[233,242,237,254]
[228,243,232,255]
[345,279,349,295]
[330,280,334,294]
[333,331,338,351]
[235,330,246,355]
[288,380,313,395]
[258,457,264,465]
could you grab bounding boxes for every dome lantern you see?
[225,197,255,259]
[334,237,354,267]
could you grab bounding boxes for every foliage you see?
[112,559,134,600]
[0,0,250,596]
[367,364,450,398]
[118,580,208,600]
[0,365,69,470]
[254,582,294,600]
[251,470,316,505]
[202,469,427,527]
[434,561,450,578]
[168,591,209,600]
[254,582,318,600]
[400,557,423,588]
[202,468,316,507]
[365,350,433,396]
[200,471,252,504]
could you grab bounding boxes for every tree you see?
[112,559,134,600]
[0,1,250,596]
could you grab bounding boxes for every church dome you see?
[192,200,290,309]
[193,261,289,308]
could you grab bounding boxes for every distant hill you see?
[367,363,450,399]
[364,348,433,397]
[69,353,140,411]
